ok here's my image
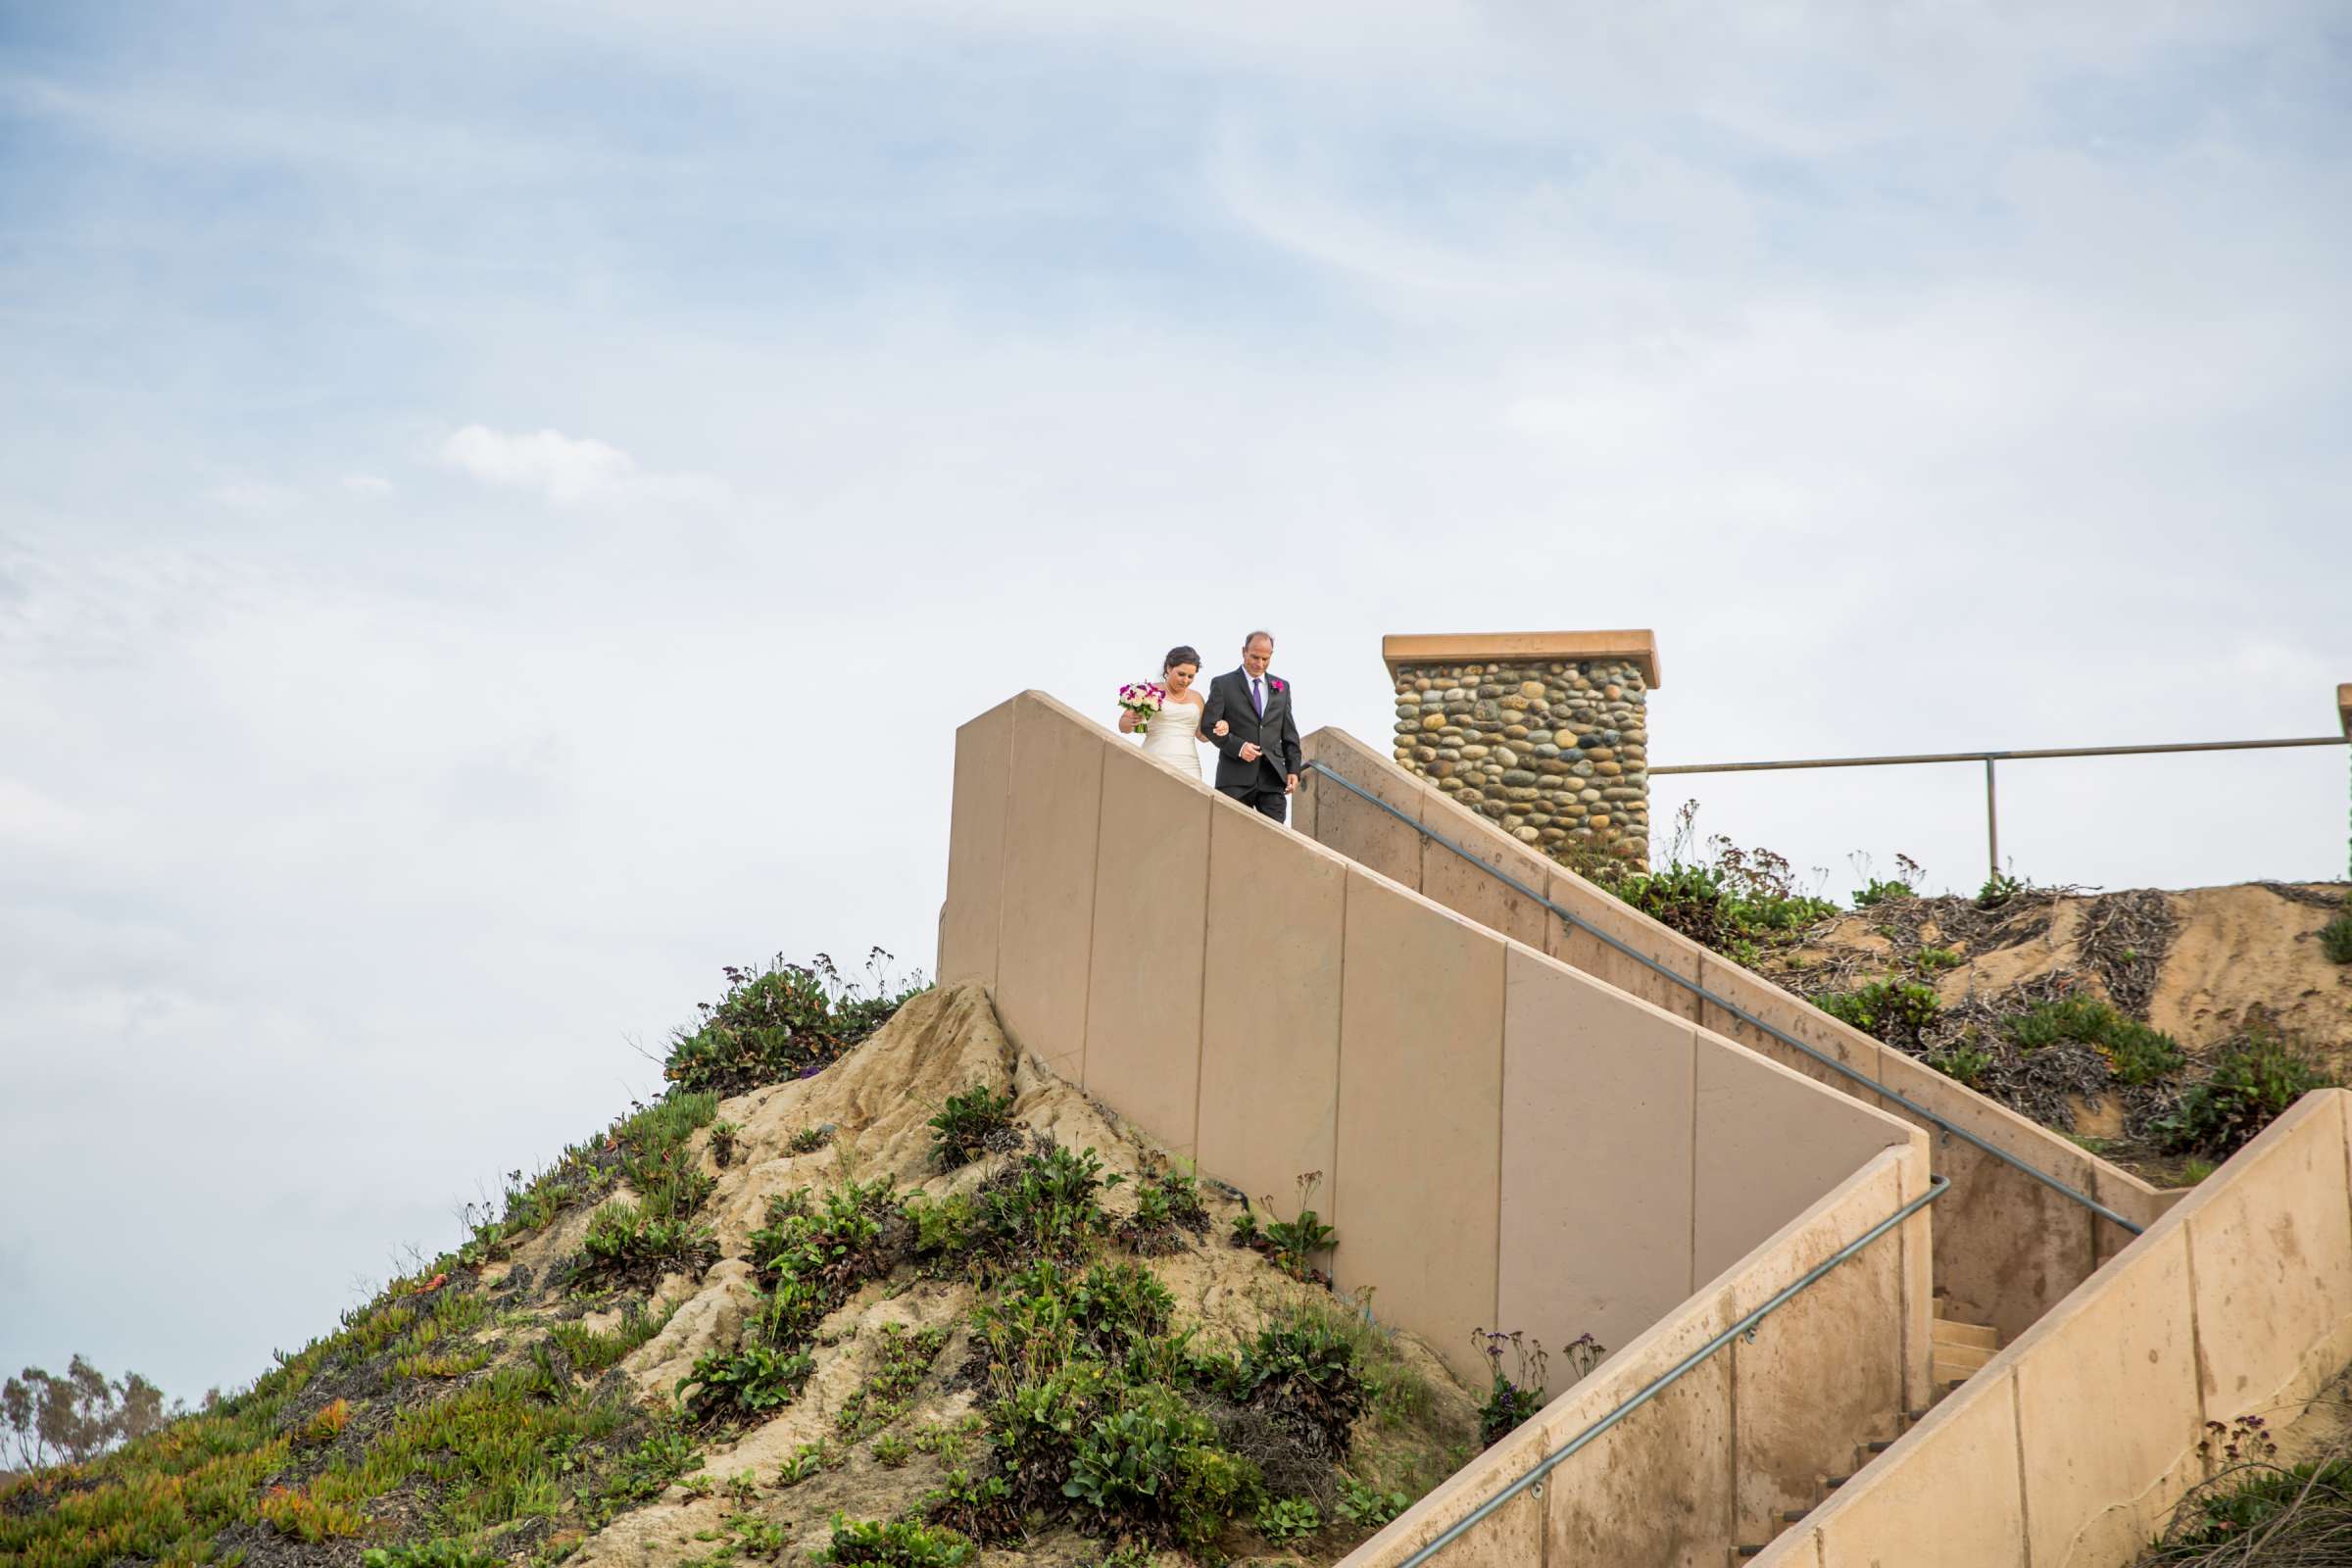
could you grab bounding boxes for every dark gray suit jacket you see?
[1200,668,1302,796]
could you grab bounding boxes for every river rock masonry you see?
[1382,630,1660,867]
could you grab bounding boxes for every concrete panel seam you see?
[1076,729,1107,1087]
[2182,1219,2211,1433]
[1189,793,1212,1156]
[1687,1028,1700,1295]
[1330,859,1350,1242]
[990,711,1013,990]
[1493,949,1505,1332]
[2011,1371,2035,1567]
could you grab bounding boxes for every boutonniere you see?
[1270,678,1285,693]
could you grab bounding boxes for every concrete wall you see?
[940,692,1928,1397]
[1753,1089,2352,1568]
[1298,726,2183,1343]
[1346,1147,1933,1568]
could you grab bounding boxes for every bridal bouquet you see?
[1117,680,1166,733]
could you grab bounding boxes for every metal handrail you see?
[1300,760,2143,1236]
[1394,1173,1950,1568]
[1649,732,2350,880]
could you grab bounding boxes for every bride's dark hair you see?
[1162,645,1201,673]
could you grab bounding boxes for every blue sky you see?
[3,2,2348,1402]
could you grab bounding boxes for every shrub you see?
[2154,1036,2336,1158]
[2320,913,2352,965]
[1469,1330,1547,1449]
[791,1124,836,1154]
[905,1193,977,1261]
[923,1467,1018,1542]
[1815,981,1942,1049]
[575,1095,722,1285]
[665,950,928,1097]
[970,1141,1122,1262]
[1209,1315,1364,1458]
[1927,1044,1991,1091]
[2007,995,2185,1086]
[1233,1173,1337,1281]
[928,1085,1018,1170]
[1596,809,1837,961]
[974,1261,1176,1390]
[872,1435,911,1468]
[823,1515,977,1568]
[676,1343,815,1427]
[777,1442,836,1486]
[1061,1383,1261,1547]
[1122,1169,1210,1252]
[1335,1476,1410,1530]
[1977,869,2028,908]
[1256,1495,1322,1544]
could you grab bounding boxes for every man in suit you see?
[1200,630,1302,823]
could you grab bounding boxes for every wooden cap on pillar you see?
[2338,682,2351,738]
[1381,629,1661,688]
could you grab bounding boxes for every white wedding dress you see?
[1138,698,1206,781]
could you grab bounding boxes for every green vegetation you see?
[1255,1496,1322,1544]
[1578,806,1836,967]
[823,1515,977,1568]
[1335,1477,1411,1530]
[1122,1168,1211,1253]
[1468,1330,1548,1450]
[836,1323,951,1439]
[963,1140,1126,1264]
[1927,1043,1992,1091]
[0,953,1487,1568]
[1230,1173,1340,1282]
[928,1084,1017,1169]
[681,1179,905,1426]
[546,1303,673,1375]
[576,1093,722,1286]
[665,950,928,1097]
[2008,996,2186,1085]
[1815,981,1943,1049]
[2154,1036,2338,1159]
[362,1542,508,1568]
[2321,912,2352,965]
[777,1442,839,1487]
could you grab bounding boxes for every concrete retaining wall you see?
[1345,1147,1931,1568]
[1753,1089,2352,1568]
[1298,727,2184,1343]
[940,692,1930,1405]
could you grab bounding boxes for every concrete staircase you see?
[1736,1314,2001,1559]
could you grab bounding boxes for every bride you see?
[1119,645,1220,782]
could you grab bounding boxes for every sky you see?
[2,1,2347,1404]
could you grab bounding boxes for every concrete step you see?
[1934,1341,1996,1379]
[1932,1316,1999,1351]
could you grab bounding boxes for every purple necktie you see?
[1251,677,1263,715]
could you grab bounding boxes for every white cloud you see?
[439,425,726,509]
[341,473,393,498]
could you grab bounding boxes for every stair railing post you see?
[1984,756,1998,882]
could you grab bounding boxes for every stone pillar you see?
[1383,631,1661,866]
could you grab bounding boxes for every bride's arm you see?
[1117,707,1139,733]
